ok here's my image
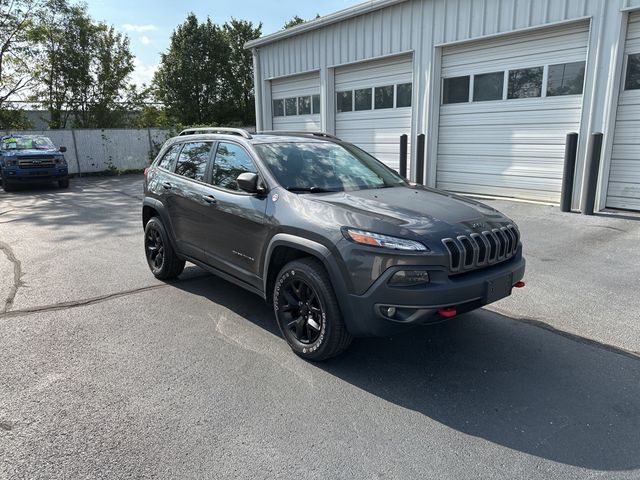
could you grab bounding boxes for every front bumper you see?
[2,167,68,181]
[341,249,526,337]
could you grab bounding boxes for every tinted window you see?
[212,142,258,191]
[255,142,405,192]
[336,91,353,112]
[312,94,321,114]
[547,61,585,96]
[285,98,297,116]
[443,76,470,104]
[473,72,504,102]
[396,83,412,107]
[508,67,543,99]
[298,96,311,115]
[158,143,181,171]
[625,53,640,90]
[273,99,284,117]
[374,85,394,109]
[175,142,212,181]
[354,88,372,111]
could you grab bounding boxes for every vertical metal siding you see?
[607,12,640,210]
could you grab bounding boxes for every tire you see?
[273,258,352,361]
[1,177,14,192]
[58,178,69,189]
[144,216,185,280]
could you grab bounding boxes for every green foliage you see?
[283,14,319,30]
[0,0,43,109]
[0,107,33,129]
[152,14,261,127]
[33,1,135,129]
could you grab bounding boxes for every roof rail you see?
[256,131,341,140]
[178,127,252,139]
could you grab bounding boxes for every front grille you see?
[18,157,56,168]
[442,225,520,274]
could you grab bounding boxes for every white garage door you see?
[437,22,590,202]
[271,72,321,132]
[335,55,413,171]
[607,12,640,211]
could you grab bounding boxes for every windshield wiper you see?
[285,186,336,193]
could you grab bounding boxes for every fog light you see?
[386,307,396,317]
[388,270,430,287]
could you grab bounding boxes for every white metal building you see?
[247,0,640,212]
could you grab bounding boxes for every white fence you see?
[1,128,171,175]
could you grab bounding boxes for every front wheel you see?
[1,177,14,192]
[274,258,352,361]
[58,178,69,189]
[144,217,185,280]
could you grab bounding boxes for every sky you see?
[84,0,362,87]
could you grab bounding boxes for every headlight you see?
[55,157,67,165]
[343,228,429,251]
[6,159,17,166]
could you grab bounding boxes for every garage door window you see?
[354,88,372,111]
[508,67,543,99]
[374,85,394,109]
[547,61,585,96]
[625,53,640,90]
[298,96,311,115]
[312,94,321,114]
[337,91,353,112]
[396,83,412,107]
[273,99,285,117]
[473,72,504,102]
[285,98,297,116]
[443,76,470,104]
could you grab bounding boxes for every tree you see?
[283,15,305,29]
[221,19,261,125]
[0,0,44,126]
[33,1,134,128]
[153,14,230,125]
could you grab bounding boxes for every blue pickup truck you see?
[0,135,69,192]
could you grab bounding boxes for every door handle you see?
[162,182,173,190]
[203,194,217,205]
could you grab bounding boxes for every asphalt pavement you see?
[0,176,639,479]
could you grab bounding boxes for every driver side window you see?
[212,142,257,191]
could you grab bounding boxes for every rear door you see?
[165,141,216,260]
[200,141,270,289]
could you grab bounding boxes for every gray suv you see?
[142,128,526,360]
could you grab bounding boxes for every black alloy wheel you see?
[145,226,165,273]
[143,217,185,280]
[277,277,324,344]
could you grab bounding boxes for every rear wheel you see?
[274,258,352,361]
[58,178,69,189]
[144,217,185,280]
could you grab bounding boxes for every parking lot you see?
[1,175,639,479]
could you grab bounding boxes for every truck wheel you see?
[274,258,352,361]
[144,217,185,280]
[1,177,14,192]
[58,178,69,189]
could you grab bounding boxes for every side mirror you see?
[237,172,265,194]
[59,146,67,153]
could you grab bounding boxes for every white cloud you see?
[131,58,158,87]
[139,35,152,45]
[122,23,157,33]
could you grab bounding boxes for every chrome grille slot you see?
[442,224,520,275]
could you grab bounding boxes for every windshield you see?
[1,136,56,151]
[255,142,406,192]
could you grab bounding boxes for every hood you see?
[300,185,512,240]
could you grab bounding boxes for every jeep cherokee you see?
[142,128,526,360]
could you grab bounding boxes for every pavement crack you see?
[0,240,23,314]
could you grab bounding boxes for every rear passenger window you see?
[158,144,181,171]
[175,142,212,181]
[212,142,258,191]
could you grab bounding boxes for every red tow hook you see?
[514,281,526,288]
[438,307,457,318]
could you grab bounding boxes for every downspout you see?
[252,48,263,132]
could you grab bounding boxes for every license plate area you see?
[485,273,513,303]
